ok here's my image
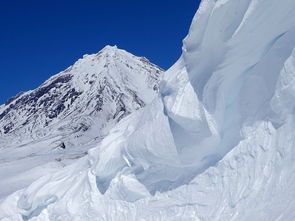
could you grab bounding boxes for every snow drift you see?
[1,0,295,220]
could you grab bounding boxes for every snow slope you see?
[1,0,295,220]
[0,46,162,199]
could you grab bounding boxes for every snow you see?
[0,46,162,199]
[271,47,295,117]
[1,0,295,220]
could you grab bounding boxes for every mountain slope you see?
[0,45,162,147]
[0,45,163,199]
[1,0,295,220]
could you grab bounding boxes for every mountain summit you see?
[0,46,162,198]
[0,46,162,145]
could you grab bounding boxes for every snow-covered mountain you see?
[0,45,161,147]
[0,46,162,199]
[1,0,295,220]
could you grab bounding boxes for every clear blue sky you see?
[0,0,200,104]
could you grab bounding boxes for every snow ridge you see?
[1,0,295,220]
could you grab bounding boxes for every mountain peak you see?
[102,45,118,51]
[0,46,163,198]
[80,45,119,60]
[96,45,119,56]
[0,47,163,146]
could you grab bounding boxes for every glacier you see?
[1,0,295,220]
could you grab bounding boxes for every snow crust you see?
[1,0,295,220]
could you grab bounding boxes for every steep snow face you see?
[0,46,162,198]
[1,0,295,220]
[181,0,295,157]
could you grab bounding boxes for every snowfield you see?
[1,0,295,220]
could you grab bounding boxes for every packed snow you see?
[1,0,295,220]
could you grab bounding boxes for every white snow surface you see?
[1,0,295,220]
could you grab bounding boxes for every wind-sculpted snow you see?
[1,0,295,220]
